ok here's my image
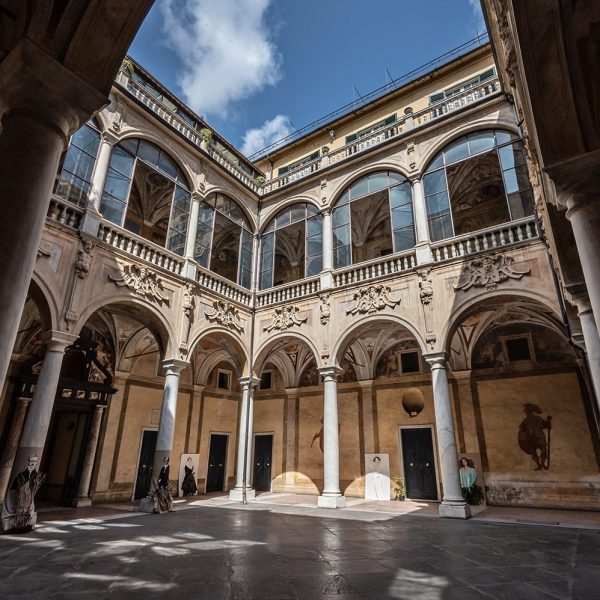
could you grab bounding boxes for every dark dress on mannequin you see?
[182,464,197,496]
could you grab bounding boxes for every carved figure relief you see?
[182,283,196,320]
[264,305,307,332]
[109,264,169,305]
[205,300,243,332]
[518,403,552,471]
[454,253,530,292]
[347,284,401,316]
[416,267,436,349]
[319,293,331,325]
[75,240,94,279]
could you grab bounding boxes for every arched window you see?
[99,138,191,254]
[259,203,323,289]
[194,193,253,288]
[423,130,534,241]
[55,121,100,206]
[332,171,414,268]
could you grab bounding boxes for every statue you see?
[75,240,94,279]
[1,456,45,533]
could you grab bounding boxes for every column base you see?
[139,497,155,513]
[72,497,92,508]
[317,494,346,509]
[439,500,471,519]
[229,488,255,502]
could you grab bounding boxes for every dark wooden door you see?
[134,430,157,500]
[253,434,273,492]
[206,434,228,492]
[401,428,438,500]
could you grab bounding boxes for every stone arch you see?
[417,120,521,174]
[29,274,58,332]
[187,326,250,378]
[201,186,258,233]
[254,331,322,377]
[259,195,322,234]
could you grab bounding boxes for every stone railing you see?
[333,250,416,287]
[196,267,253,307]
[256,275,321,307]
[97,221,185,275]
[264,77,500,193]
[47,196,85,229]
[123,76,260,194]
[431,217,538,262]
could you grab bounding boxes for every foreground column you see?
[230,376,260,501]
[150,359,189,491]
[318,366,345,508]
[0,40,106,393]
[574,297,600,410]
[424,353,470,519]
[73,405,105,507]
[8,331,78,494]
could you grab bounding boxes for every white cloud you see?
[241,114,292,157]
[159,0,282,118]
[467,0,486,34]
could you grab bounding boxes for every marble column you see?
[0,396,32,504]
[320,208,334,289]
[230,376,260,501]
[9,331,78,494]
[0,40,106,394]
[73,405,105,507]
[80,131,116,234]
[424,353,470,519]
[411,175,433,264]
[573,297,600,410]
[565,197,600,335]
[358,380,376,453]
[182,191,202,279]
[284,388,299,488]
[150,359,189,491]
[317,366,345,508]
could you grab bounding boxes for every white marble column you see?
[230,376,260,501]
[0,43,105,393]
[566,198,600,335]
[9,331,78,492]
[424,353,470,519]
[0,396,32,503]
[320,208,334,289]
[182,191,202,278]
[411,175,433,264]
[73,405,105,507]
[574,298,600,411]
[150,359,189,490]
[317,366,345,508]
[80,131,116,234]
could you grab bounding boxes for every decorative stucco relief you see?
[75,241,94,279]
[109,264,169,305]
[346,284,401,315]
[264,305,307,332]
[454,253,530,292]
[205,300,243,333]
[416,268,436,349]
[319,293,331,325]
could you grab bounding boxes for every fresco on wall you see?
[375,339,420,378]
[339,355,358,383]
[518,403,552,471]
[310,418,341,454]
[60,326,115,385]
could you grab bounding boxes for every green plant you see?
[321,145,330,154]
[461,483,484,506]
[121,58,135,77]
[255,175,266,186]
[199,128,213,144]
[391,475,407,500]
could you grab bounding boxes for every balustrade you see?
[333,251,416,287]
[46,196,84,229]
[196,267,253,307]
[256,276,321,307]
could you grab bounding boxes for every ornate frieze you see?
[264,305,307,332]
[416,268,436,349]
[346,284,401,316]
[319,293,331,325]
[75,240,94,279]
[454,253,530,292]
[205,300,243,332]
[109,264,169,305]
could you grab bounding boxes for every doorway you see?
[206,434,228,493]
[400,427,438,500]
[253,434,273,492]
[134,429,158,500]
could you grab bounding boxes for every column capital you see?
[357,379,374,389]
[100,130,119,145]
[161,358,189,375]
[423,352,448,369]
[408,173,423,184]
[318,365,342,380]
[42,330,79,352]
[451,370,472,381]
[191,190,205,203]
[321,206,332,217]
[239,376,260,389]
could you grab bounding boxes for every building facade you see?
[1,39,598,517]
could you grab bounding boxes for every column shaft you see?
[578,306,600,410]
[322,209,333,271]
[184,194,201,259]
[87,136,113,211]
[426,354,470,518]
[73,405,105,507]
[412,176,433,264]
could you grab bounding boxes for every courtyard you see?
[1,498,599,599]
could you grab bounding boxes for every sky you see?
[128,0,486,158]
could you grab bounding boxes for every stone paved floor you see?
[1,501,600,599]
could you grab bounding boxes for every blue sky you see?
[129,0,486,157]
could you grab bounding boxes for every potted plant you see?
[392,475,407,501]
[121,58,135,77]
[255,175,266,187]
[199,128,213,146]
